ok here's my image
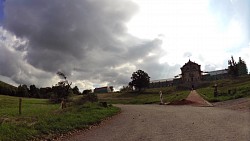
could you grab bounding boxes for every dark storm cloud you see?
[0,44,19,76]
[0,0,4,23]
[2,0,175,89]
[0,28,54,86]
[4,0,139,73]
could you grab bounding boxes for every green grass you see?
[98,86,190,104]
[0,95,120,141]
[197,76,250,102]
[99,76,250,104]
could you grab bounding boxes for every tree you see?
[57,72,72,88]
[72,86,81,95]
[129,70,150,92]
[39,87,52,99]
[120,86,132,92]
[29,85,40,98]
[110,86,114,92]
[82,89,92,94]
[55,71,72,99]
[228,56,248,76]
[17,84,29,97]
[228,56,238,76]
[237,57,248,76]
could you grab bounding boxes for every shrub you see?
[85,93,98,103]
[72,96,88,105]
[82,89,92,94]
[49,92,60,103]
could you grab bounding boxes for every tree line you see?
[0,83,81,99]
[228,56,248,77]
[0,72,89,102]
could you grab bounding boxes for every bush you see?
[82,89,92,94]
[49,92,60,103]
[85,93,98,103]
[72,96,88,105]
[99,102,108,107]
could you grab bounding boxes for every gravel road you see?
[62,104,249,141]
[213,98,250,112]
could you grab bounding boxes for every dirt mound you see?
[168,99,194,105]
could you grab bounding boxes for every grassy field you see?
[197,76,250,102]
[98,87,190,104]
[2,76,249,140]
[98,76,250,104]
[0,95,120,141]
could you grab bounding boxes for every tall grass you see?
[197,76,250,102]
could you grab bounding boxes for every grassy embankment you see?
[99,76,250,104]
[98,86,190,104]
[0,95,120,141]
[197,76,250,102]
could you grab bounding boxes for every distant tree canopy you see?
[17,84,29,97]
[110,86,114,92]
[120,86,132,92]
[0,72,84,100]
[228,56,248,77]
[129,70,150,92]
[72,86,81,95]
[82,89,92,94]
[48,71,73,102]
[0,81,17,96]
[29,85,40,98]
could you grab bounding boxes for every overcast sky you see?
[0,0,249,90]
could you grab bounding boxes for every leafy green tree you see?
[48,71,72,103]
[82,89,92,94]
[237,57,248,76]
[39,87,51,98]
[120,86,132,92]
[72,86,81,95]
[110,86,114,92]
[29,85,40,98]
[129,70,150,92]
[228,56,248,76]
[0,81,17,96]
[17,84,29,97]
[50,85,69,103]
[57,72,72,91]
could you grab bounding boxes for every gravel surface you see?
[62,104,250,141]
[213,98,250,112]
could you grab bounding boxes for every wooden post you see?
[61,98,66,109]
[19,98,22,115]
[213,83,218,97]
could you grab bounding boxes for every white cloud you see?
[1,0,249,90]
[128,0,250,72]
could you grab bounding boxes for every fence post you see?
[19,98,22,115]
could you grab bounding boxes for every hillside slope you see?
[197,75,250,102]
[0,80,17,96]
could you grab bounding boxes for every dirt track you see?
[63,104,250,141]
